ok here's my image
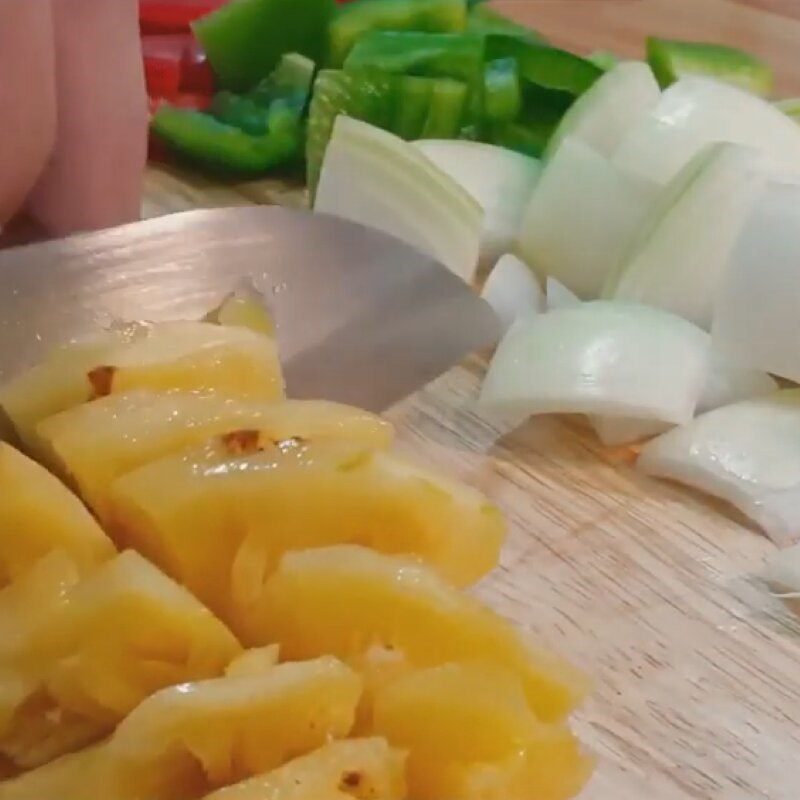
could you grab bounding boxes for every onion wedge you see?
[480,254,543,334]
[712,178,800,383]
[546,61,661,162]
[762,544,800,603]
[479,301,707,423]
[606,142,768,329]
[591,350,777,446]
[546,278,581,310]
[414,140,541,266]
[638,390,800,546]
[613,77,800,186]
[517,138,658,298]
[315,117,483,282]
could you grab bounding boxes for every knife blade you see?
[0,207,499,411]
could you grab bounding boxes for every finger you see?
[0,0,56,226]
[26,0,147,236]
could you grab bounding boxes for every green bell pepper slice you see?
[392,75,434,139]
[328,0,468,68]
[647,37,774,97]
[193,0,333,91]
[487,35,602,97]
[483,57,521,124]
[152,103,304,175]
[344,31,485,82]
[421,78,468,138]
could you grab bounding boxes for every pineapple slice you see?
[0,321,284,450]
[371,662,593,800]
[108,656,362,798]
[256,546,589,724]
[109,438,504,635]
[0,550,240,769]
[36,391,393,524]
[224,645,281,678]
[0,658,361,800]
[202,738,406,800]
[205,287,276,338]
[0,444,114,589]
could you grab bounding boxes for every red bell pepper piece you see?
[140,0,228,34]
[143,33,215,97]
[181,37,215,94]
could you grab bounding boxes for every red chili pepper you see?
[140,0,228,34]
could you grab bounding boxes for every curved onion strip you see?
[479,301,708,423]
[481,254,543,334]
[315,117,483,282]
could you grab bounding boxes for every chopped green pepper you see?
[487,35,602,97]
[647,37,774,97]
[151,104,303,174]
[344,31,485,82]
[587,50,621,72]
[483,57,521,124]
[306,68,398,191]
[421,78,468,138]
[466,4,546,43]
[193,0,333,91]
[392,75,434,139]
[328,0,468,68]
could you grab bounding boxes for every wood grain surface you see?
[142,2,800,797]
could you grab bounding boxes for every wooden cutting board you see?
[143,3,800,796]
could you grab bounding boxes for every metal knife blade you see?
[0,207,499,411]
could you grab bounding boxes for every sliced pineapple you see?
[372,662,593,800]
[0,658,362,800]
[37,391,393,525]
[108,438,504,637]
[0,550,240,769]
[0,444,114,589]
[224,646,281,678]
[256,546,589,724]
[205,286,276,338]
[202,738,406,800]
[0,321,284,450]
[109,656,362,798]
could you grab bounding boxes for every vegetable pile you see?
[0,295,591,799]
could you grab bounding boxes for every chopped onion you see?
[712,178,800,383]
[546,277,581,311]
[638,390,800,546]
[613,77,800,186]
[413,140,541,266]
[517,138,659,298]
[480,254,543,334]
[605,142,768,329]
[763,543,800,599]
[315,116,483,282]
[591,348,777,446]
[479,301,708,423]
[546,61,661,161]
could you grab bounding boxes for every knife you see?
[0,207,499,411]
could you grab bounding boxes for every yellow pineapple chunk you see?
[0,444,114,589]
[202,738,406,800]
[0,658,361,800]
[0,550,240,769]
[206,287,276,338]
[224,646,281,678]
[372,662,593,800]
[0,321,284,450]
[256,546,588,724]
[37,391,393,524]
[107,656,362,799]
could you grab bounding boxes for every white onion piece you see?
[591,350,777,446]
[413,140,541,266]
[315,117,483,282]
[606,142,768,329]
[546,61,661,161]
[712,178,800,383]
[546,277,581,311]
[613,77,800,186]
[479,301,707,423]
[481,254,543,334]
[638,391,800,546]
[763,543,800,598]
[517,138,659,298]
